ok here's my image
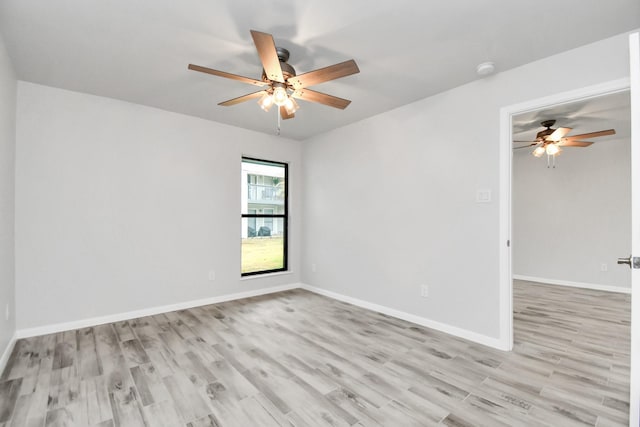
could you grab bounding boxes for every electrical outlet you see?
[420,284,429,298]
[600,263,608,272]
[208,270,216,281]
[311,263,317,273]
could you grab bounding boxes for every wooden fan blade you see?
[288,60,360,90]
[558,140,594,147]
[548,127,572,141]
[513,143,540,149]
[218,90,267,106]
[250,30,285,83]
[280,106,295,120]
[291,88,351,109]
[565,129,616,140]
[188,64,268,87]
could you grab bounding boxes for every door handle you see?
[618,255,640,269]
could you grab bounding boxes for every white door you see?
[628,31,639,427]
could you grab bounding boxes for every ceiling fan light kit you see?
[258,92,274,112]
[513,119,616,168]
[271,84,289,106]
[188,30,360,131]
[283,97,300,115]
[532,146,546,158]
[545,143,561,156]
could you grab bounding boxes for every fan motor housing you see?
[536,119,556,140]
[263,47,296,81]
[280,62,296,79]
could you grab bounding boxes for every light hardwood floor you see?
[0,280,631,426]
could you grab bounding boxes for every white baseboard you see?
[513,275,631,294]
[300,284,508,351]
[0,333,17,374]
[13,281,509,352]
[16,283,302,339]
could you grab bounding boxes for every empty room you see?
[1,1,639,426]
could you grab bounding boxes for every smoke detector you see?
[476,61,495,76]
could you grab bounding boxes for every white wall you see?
[301,32,633,340]
[0,34,17,357]
[15,82,302,330]
[513,136,631,290]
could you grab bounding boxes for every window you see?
[241,157,288,276]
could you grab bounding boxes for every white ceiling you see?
[1,0,639,140]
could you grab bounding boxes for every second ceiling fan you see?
[188,30,360,120]
[514,119,616,161]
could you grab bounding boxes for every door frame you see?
[498,77,631,352]
[628,31,639,427]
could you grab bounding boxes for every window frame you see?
[241,156,288,277]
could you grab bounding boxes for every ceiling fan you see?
[514,119,616,166]
[188,30,360,121]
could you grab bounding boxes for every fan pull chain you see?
[276,109,281,136]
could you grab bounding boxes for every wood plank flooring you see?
[0,280,631,426]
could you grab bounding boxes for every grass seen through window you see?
[241,236,284,274]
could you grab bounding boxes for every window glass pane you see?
[247,209,257,236]
[241,217,285,274]
[263,208,274,231]
[242,160,286,215]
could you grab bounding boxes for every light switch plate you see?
[476,189,492,203]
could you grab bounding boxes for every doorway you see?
[498,78,631,350]
[499,78,634,423]
[511,91,631,293]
